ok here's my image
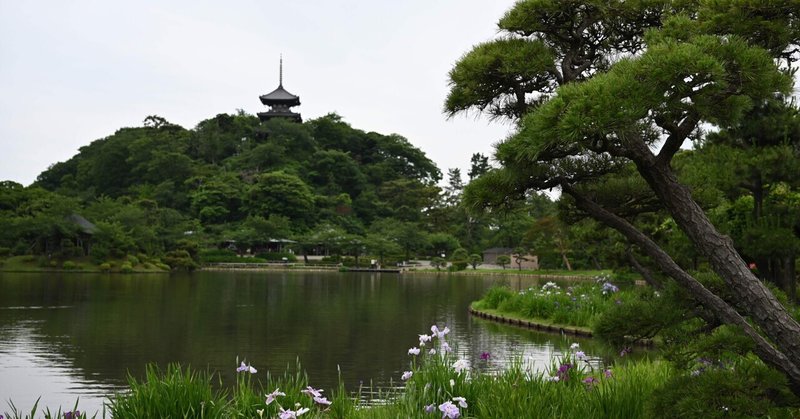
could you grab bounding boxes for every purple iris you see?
[480,352,491,360]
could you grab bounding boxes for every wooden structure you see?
[258,57,302,123]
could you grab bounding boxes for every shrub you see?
[62,261,77,270]
[648,355,799,418]
[12,242,28,256]
[198,249,238,263]
[468,254,483,269]
[450,248,469,271]
[127,255,140,266]
[143,262,156,270]
[0,247,10,257]
[430,257,446,270]
[163,250,199,271]
[120,262,133,273]
[496,255,511,269]
[155,262,171,271]
[254,252,298,262]
[99,263,112,272]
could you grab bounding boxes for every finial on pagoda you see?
[258,56,301,123]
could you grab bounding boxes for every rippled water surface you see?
[0,271,634,414]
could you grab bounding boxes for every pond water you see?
[0,271,639,414]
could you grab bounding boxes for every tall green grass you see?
[11,346,798,418]
[106,364,229,418]
[473,279,639,328]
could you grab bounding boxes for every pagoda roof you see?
[259,85,301,105]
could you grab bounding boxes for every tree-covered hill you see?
[6,111,554,269]
[35,112,441,227]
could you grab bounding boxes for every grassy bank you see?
[0,255,169,273]
[413,268,612,277]
[472,276,637,329]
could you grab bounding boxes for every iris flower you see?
[438,401,460,419]
[301,386,323,398]
[278,407,309,419]
[266,388,286,405]
[452,397,468,408]
[453,359,468,373]
[237,361,257,374]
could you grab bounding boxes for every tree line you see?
[1,111,613,270]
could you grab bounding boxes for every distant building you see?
[483,247,539,269]
[483,247,513,264]
[257,57,302,123]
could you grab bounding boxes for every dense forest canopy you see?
[2,110,589,270]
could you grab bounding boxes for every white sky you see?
[0,0,517,186]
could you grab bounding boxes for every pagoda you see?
[258,57,302,123]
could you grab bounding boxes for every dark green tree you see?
[454,0,800,391]
[245,171,315,229]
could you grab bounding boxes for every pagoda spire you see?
[279,54,283,87]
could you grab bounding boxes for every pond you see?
[0,271,637,414]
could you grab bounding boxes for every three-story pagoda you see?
[258,57,302,123]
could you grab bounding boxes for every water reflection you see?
[0,271,645,414]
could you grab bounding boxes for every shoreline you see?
[468,304,594,337]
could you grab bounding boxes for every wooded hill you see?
[1,112,558,269]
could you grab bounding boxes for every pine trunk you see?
[632,154,800,370]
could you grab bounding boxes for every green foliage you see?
[126,255,139,266]
[430,257,446,271]
[163,250,198,271]
[107,364,229,419]
[198,249,239,263]
[61,260,78,270]
[474,279,632,328]
[99,262,111,272]
[648,355,799,418]
[245,171,315,227]
[496,255,511,269]
[474,286,515,310]
[468,254,482,269]
[449,248,469,271]
[120,262,133,273]
[594,292,682,344]
[0,247,12,257]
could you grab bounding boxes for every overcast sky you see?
[0,0,518,186]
